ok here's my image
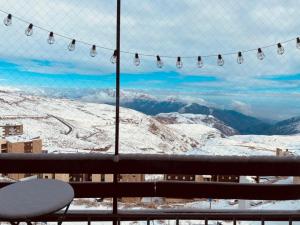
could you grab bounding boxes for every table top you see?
[0,179,74,220]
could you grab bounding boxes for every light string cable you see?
[0,9,299,67]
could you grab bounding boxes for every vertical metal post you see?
[113,1,121,225]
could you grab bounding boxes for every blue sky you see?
[0,0,300,120]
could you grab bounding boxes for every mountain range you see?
[21,88,300,135]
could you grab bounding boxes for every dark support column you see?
[113,0,121,225]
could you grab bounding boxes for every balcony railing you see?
[1,153,300,224]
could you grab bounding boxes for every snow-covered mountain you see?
[0,90,201,154]
[19,88,277,135]
[155,112,237,136]
[267,116,300,135]
[1,89,300,156]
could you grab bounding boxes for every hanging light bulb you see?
[90,45,97,57]
[176,57,183,69]
[25,23,33,36]
[68,39,76,51]
[134,53,140,66]
[47,32,55,45]
[217,54,224,66]
[197,56,203,68]
[257,48,265,60]
[156,55,163,68]
[296,38,300,49]
[110,50,117,64]
[3,14,12,26]
[277,43,284,55]
[237,51,244,64]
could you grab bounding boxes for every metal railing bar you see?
[1,181,300,200]
[23,209,300,222]
[1,154,300,176]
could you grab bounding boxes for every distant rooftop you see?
[5,134,40,143]
[0,122,22,127]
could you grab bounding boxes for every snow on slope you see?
[191,134,300,156]
[0,90,201,154]
[155,112,237,136]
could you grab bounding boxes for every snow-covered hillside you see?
[155,112,237,136]
[154,113,300,156]
[193,134,300,156]
[0,90,200,154]
[1,89,300,156]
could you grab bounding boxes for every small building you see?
[119,174,145,203]
[276,148,293,157]
[165,174,195,181]
[1,135,42,180]
[4,135,42,154]
[0,123,23,138]
[211,175,240,183]
[164,174,239,183]
[0,139,7,153]
[41,173,114,183]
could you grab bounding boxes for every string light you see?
[217,54,224,66]
[297,37,300,49]
[1,10,300,68]
[237,51,244,64]
[90,45,97,57]
[47,32,55,44]
[257,48,265,60]
[277,43,284,55]
[156,55,163,68]
[197,56,203,68]
[176,57,183,69]
[25,23,33,36]
[3,13,12,26]
[134,53,140,66]
[111,50,117,64]
[68,39,76,51]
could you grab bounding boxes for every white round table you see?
[0,179,74,225]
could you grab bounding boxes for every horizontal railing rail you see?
[0,154,300,200]
[0,153,300,175]
[17,209,300,222]
[0,181,300,199]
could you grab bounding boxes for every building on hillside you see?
[4,135,42,154]
[118,174,145,203]
[276,148,293,157]
[211,175,240,183]
[41,173,113,183]
[0,123,23,138]
[164,174,240,183]
[1,135,42,180]
[0,139,7,153]
[275,148,300,184]
[164,174,240,203]
[165,174,196,181]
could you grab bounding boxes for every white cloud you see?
[230,100,253,115]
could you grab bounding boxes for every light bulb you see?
[90,45,97,57]
[296,38,300,49]
[134,53,140,66]
[47,32,55,45]
[277,43,284,55]
[217,54,224,66]
[197,56,203,68]
[257,48,265,60]
[110,50,117,64]
[25,23,33,36]
[3,14,12,26]
[68,39,76,51]
[237,51,244,64]
[156,55,163,68]
[176,57,183,69]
